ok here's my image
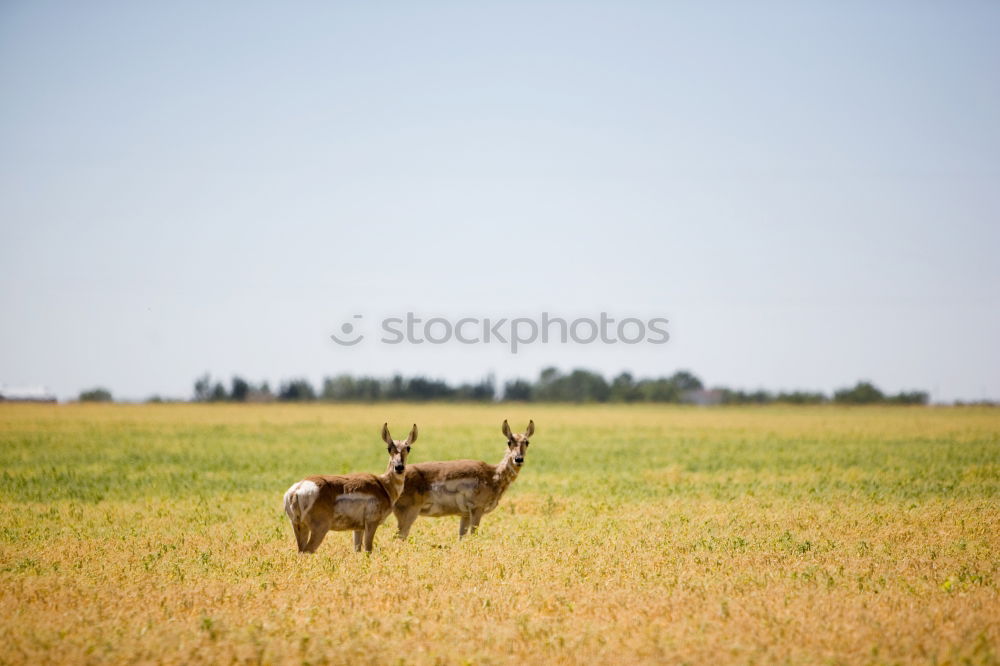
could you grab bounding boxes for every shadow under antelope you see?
[283,423,416,553]
[393,419,534,539]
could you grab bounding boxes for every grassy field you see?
[1,403,998,665]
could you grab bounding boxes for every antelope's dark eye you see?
[524,441,529,447]
[405,445,411,452]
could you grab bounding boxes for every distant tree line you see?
[718,381,928,405]
[78,387,113,402]
[191,372,496,403]
[188,369,930,405]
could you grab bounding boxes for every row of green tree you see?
[191,373,495,403]
[184,368,929,405]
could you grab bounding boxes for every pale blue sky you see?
[1,1,998,401]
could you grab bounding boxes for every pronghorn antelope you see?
[283,423,416,553]
[393,419,534,539]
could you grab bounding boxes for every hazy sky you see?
[1,2,998,402]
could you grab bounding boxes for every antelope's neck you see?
[492,452,521,493]
[378,465,405,504]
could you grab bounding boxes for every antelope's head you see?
[381,422,416,474]
[502,419,534,467]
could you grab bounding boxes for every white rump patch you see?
[283,480,320,523]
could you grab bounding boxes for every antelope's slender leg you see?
[303,520,329,553]
[362,522,378,553]
[353,530,363,552]
[394,505,421,539]
[469,509,485,535]
[459,515,471,538]
[291,521,310,552]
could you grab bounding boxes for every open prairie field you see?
[1,403,998,665]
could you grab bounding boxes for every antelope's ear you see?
[407,423,418,445]
[525,420,535,437]
[501,419,512,439]
[381,422,393,446]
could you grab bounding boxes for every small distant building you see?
[0,386,58,403]
[682,389,724,406]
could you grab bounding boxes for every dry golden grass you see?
[1,403,998,664]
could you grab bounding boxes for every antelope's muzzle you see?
[395,463,405,473]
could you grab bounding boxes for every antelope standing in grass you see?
[283,423,416,553]
[393,419,534,539]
